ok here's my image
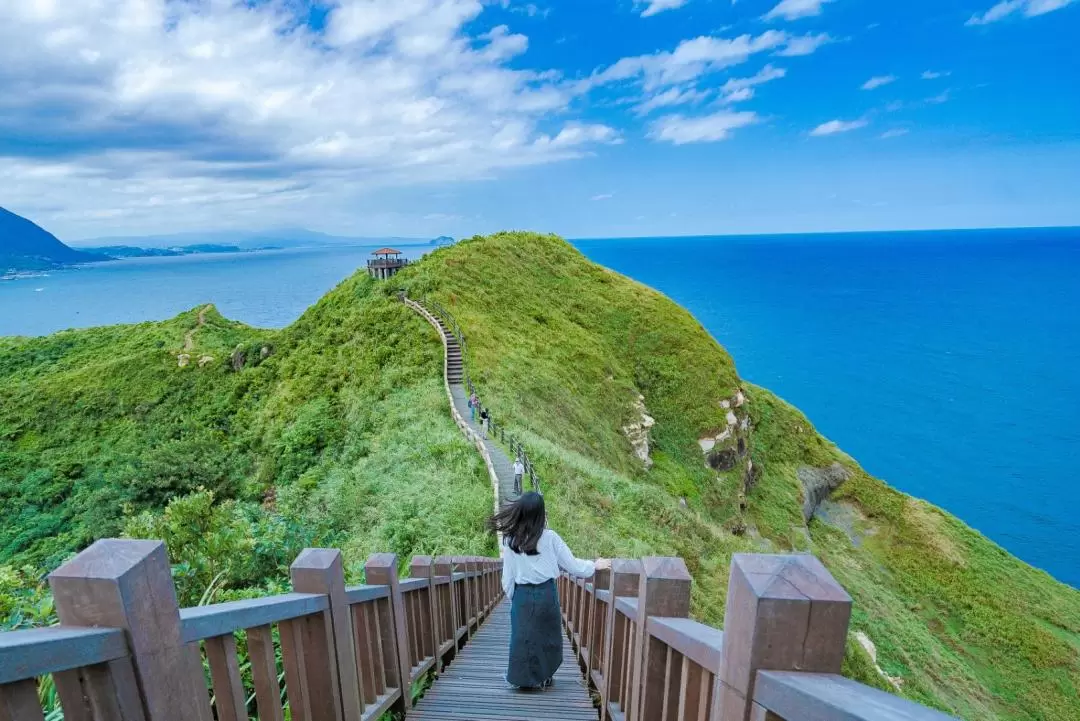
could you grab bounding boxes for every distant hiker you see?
[513,457,525,494]
[469,391,479,421]
[490,492,607,690]
[480,408,490,439]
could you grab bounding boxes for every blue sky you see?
[1,0,1077,240]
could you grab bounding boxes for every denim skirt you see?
[507,579,562,688]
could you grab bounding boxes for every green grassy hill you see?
[1,232,1077,720]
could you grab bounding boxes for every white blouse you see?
[501,529,596,599]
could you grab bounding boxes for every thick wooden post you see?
[365,554,412,713]
[290,549,355,721]
[48,539,212,721]
[600,559,642,721]
[629,557,692,721]
[715,554,852,721]
[409,556,437,662]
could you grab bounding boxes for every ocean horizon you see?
[1,227,1076,587]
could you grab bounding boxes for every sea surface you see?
[1,229,1076,587]
[576,228,1080,588]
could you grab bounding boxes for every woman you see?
[490,492,607,690]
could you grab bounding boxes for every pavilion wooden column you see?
[48,540,212,721]
[715,554,852,721]
[629,557,692,721]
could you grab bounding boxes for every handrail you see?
[0,627,129,684]
[179,592,329,642]
[753,671,958,721]
[415,294,542,495]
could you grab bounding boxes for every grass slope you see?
[397,232,1079,721]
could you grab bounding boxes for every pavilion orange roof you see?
[372,247,403,255]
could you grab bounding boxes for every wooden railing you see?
[560,553,960,721]
[0,539,502,721]
[415,295,541,494]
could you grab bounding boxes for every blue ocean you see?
[1,229,1076,587]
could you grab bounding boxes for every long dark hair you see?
[489,492,546,555]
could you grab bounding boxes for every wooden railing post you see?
[290,548,354,721]
[48,539,212,721]
[453,556,472,639]
[434,556,459,660]
[586,565,612,685]
[716,554,852,721]
[629,557,692,721]
[600,559,642,721]
[365,554,412,713]
[408,556,438,664]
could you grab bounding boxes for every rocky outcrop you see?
[797,462,852,521]
[623,394,656,468]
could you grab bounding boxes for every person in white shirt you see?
[490,491,607,690]
[512,457,525,494]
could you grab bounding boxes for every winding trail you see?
[183,304,212,352]
[403,295,597,721]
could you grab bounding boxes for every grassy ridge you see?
[398,232,1080,721]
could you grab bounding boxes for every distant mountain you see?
[82,244,248,259]
[72,229,427,251]
[0,207,107,271]
[430,235,456,246]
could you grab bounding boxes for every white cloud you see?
[591,192,615,201]
[966,0,1075,25]
[649,111,759,144]
[921,70,951,80]
[925,90,951,104]
[862,75,897,90]
[586,32,789,92]
[764,0,836,21]
[810,119,869,136]
[634,87,712,115]
[776,33,834,57]
[719,64,786,102]
[0,0,619,236]
[881,128,910,139]
[639,0,691,17]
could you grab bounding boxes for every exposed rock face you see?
[855,631,903,691]
[623,394,656,469]
[797,462,852,521]
[197,355,214,368]
[177,353,191,368]
[231,346,246,371]
[707,448,738,471]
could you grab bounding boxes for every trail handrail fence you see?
[559,553,960,721]
[0,540,502,721]
[419,295,541,494]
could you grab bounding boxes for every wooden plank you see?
[344,586,390,605]
[351,603,377,705]
[365,553,411,713]
[0,678,44,721]
[205,635,247,721]
[646,617,725,674]
[278,618,311,721]
[247,625,285,721]
[753,671,961,721]
[180,594,328,643]
[0,627,128,684]
[410,600,596,721]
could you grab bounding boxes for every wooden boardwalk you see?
[411,600,598,721]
